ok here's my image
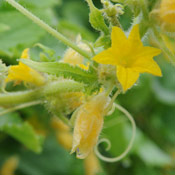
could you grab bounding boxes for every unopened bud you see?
[71,93,109,159]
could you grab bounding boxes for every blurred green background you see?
[0,0,175,174]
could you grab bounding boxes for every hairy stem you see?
[0,80,84,106]
[5,0,91,60]
[0,89,40,106]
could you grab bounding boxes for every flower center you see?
[118,56,133,68]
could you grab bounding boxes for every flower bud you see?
[98,64,117,89]
[63,35,90,66]
[46,92,84,117]
[160,0,175,25]
[71,93,109,159]
[151,0,175,32]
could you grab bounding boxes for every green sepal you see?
[86,0,109,34]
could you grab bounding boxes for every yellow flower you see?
[51,117,73,150]
[71,93,109,159]
[6,48,45,86]
[56,132,73,150]
[84,152,102,175]
[150,0,175,32]
[78,63,90,71]
[160,0,175,24]
[63,35,90,70]
[93,25,162,91]
[161,34,175,55]
[0,156,19,175]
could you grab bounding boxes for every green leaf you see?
[133,160,161,175]
[59,1,89,27]
[0,6,55,57]
[135,137,172,166]
[57,20,96,42]
[0,23,10,33]
[19,0,58,8]
[17,136,84,175]
[86,0,109,34]
[21,59,98,86]
[0,113,44,153]
[150,106,175,145]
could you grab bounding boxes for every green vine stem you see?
[0,80,84,106]
[0,89,39,106]
[5,0,91,60]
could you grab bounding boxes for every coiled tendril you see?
[94,103,136,162]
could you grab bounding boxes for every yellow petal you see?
[117,66,140,91]
[6,64,45,86]
[71,93,109,159]
[78,63,90,70]
[93,48,116,65]
[1,156,19,175]
[63,48,84,65]
[71,109,104,158]
[51,117,70,132]
[160,0,175,24]
[57,132,72,150]
[111,26,127,49]
[128,24,142,47]
[63,35,90,65]
[5,64,29,82]
[134,46,161,59]
[132,58,162,76]
[84,152,101,175]
[6,48,45,86]
[21,48,29,59]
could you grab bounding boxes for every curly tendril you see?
[94,103,136,163]
[97,138,112,151]
[106,102,116,116]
